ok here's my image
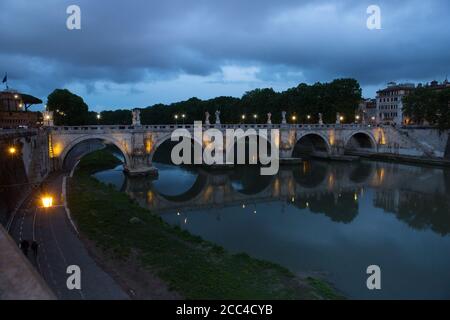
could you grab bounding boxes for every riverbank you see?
[346,150,450,168]
[67,149,342,300]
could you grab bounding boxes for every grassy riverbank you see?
[67,149,342,299]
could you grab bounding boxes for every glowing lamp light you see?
[8,147,17,155]
[241,115,246,120]
[182,114,186,119]
[174,115,179,120]
[253,114,258,119]
[307,115,311,120]
[340,116,344,121]
[292,116,297,121]
[96,113,101,120]
[41,196,53,208]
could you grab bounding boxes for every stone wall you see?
[399,127,450,158]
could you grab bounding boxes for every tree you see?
[403,87,450,129]
[47,89,89,125]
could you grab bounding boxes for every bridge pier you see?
[124,165,158,177]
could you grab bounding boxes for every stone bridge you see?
[46,117,438,176]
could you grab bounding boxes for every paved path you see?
[9,172,129,300]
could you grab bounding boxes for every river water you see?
[94,159,450,299]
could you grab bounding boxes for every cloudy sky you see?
[1,0,449,111]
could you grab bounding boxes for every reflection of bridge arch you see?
[293,161,329,188]
[345,131,377,150]
[60,135,131,168]
[230,166,274,195]
[292,133,331,157]
[155,172,208,202]
[349,162,374,183]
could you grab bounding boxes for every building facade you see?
[376,82,415,125]
[0,90,42,128]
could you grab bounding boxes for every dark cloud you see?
[0,0,449,107]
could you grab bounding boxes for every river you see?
[94,158,450,299]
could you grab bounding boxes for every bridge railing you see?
[49,123,376,132]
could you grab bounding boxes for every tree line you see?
[46,79,363,126]
[403,87,450,129]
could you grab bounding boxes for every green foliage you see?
[139,78,361,124]
[403,88,450,129]
[47,89,89,125]
[46,79,361,125]
[75,149,122,174]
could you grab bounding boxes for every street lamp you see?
[174,114,179,125]
[253,114,258,124]
[339,115,344,123]
[307,115,311,121]
[8,147,17,155]
[182,114,186,124]
[241,114,246,124]
[41,195,54,209]
[355,115,360,123]
[291,115,297,124]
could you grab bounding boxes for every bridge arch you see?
[149,132,204,164]
[59,134,132,168]
[345,131,377,150]
[292,133,331,157]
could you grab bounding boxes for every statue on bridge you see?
[318,113,323,125]
[267,112,272,124]
[215,110,221,125]
[205,112,210,125]
[281,111,287,124]
[132,109,141,126]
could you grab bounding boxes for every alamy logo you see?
[366,265,381,290]
[66,265,81,290]
[66,5,81,30]
[171,121,280,176]
[366,5,381,30]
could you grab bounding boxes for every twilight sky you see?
[0,0,449,111]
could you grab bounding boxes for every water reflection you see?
[95,160,450,299]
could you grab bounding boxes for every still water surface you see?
[94,160,450,299]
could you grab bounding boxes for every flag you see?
[2,73,6,83]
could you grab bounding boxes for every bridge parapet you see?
[50,123,376,132]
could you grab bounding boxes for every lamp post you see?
[253,114,258,124]
[241,114,246,124]
[96,113,101,124]
[307,115,311,122]
[291,115,297,124]
[182,114,186,125]
[174,114,179,125]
